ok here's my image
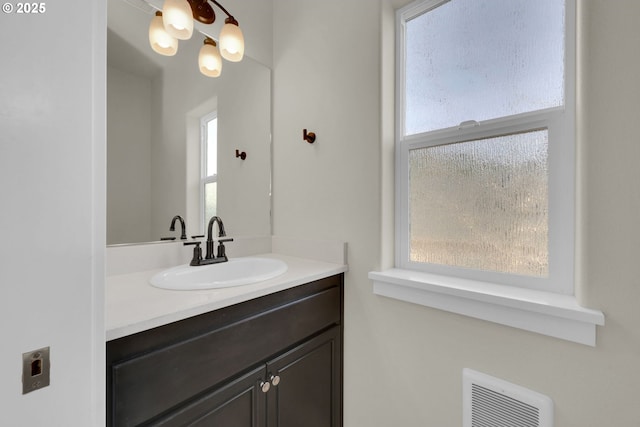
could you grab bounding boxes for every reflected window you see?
[201,112,217,229]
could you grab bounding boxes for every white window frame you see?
[397,114,574,294]
[370,0,605,346]
[200,111,217,232]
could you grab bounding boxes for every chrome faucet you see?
[169,215,187,240]
[184,216,233,266]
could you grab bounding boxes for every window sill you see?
[369,269,604,346]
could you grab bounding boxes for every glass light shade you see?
[219,20,244,62]
[199,39,222,78]
[149,13,178,56]
[162,0,194,40]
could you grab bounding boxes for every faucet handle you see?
[183,241,203,266]
[216,238,234,259]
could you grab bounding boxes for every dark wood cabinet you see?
[266,327,341,427]
[151,364,267,427]
[107,275,343,427]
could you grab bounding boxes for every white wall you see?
[223,0,273,68]
[216,59,272,237]
[0,0,105,425]
[107,66,152,244]
[272,0,640,425]
[271,0,384,420]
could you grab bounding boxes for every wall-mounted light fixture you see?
[148,0,245,78]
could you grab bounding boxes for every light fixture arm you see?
[186,0,238,26]
[208,0,235,21]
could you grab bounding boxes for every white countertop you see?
[106,253,347,341]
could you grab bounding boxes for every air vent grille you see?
[471,384,539,426]
[463,369,553,427]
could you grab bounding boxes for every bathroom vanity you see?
[105,242,346,427]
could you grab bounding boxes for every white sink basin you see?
[149,257,288,290]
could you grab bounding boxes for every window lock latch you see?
[458,120,480,130]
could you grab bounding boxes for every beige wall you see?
[272,0,640,425]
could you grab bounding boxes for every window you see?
[396,0,574,294]
[201,112,218,230]
[370,0,604,346]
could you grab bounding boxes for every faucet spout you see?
[205,216,227,259]
[170,215,187,240]
[207,216,226,238]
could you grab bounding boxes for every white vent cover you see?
[463,369,553,427]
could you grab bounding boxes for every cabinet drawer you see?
[110,284,340,426]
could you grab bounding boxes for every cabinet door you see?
[149,365,268,427]
[266,327,342,427]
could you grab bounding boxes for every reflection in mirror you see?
[107,0,271,246]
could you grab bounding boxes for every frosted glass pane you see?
[204,182,217,224]
[404,0,565,135]
[409,130,549,277]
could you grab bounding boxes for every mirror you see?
[107,0,271,245]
